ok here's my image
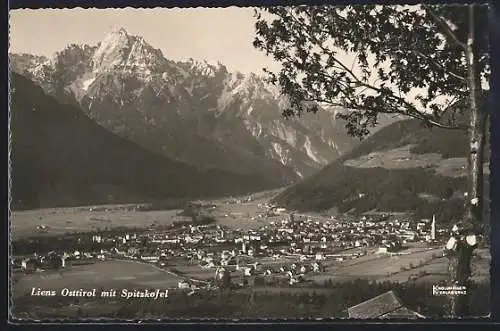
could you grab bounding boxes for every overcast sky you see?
[9,7,282,75]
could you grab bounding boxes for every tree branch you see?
[422,5,467,50]
[301,95,466,130]
[282,9,468,131]
[411,49,467,82]
[407,110,466,130]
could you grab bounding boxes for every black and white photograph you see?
[8,3,491,321]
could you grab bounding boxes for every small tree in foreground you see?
[254,4,490,317]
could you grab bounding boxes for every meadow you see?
[10,192,280,239]
[12,205,186,239]
[13,259,183,299]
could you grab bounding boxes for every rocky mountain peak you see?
[185,59,228,78]
[116,27,129,35]
[222,71,270,100]
[10,29,366,179]
[91,28,167,75]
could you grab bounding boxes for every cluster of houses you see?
[14,205,443,292]
[236,212,442,256]
[85,213,440,263]
[11,249,103,274]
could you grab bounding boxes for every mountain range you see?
[11,27,485,220]
[10,73,286,210]
[9,28,368,181]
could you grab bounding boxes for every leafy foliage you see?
[253,4,489,137]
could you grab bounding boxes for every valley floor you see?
[10,194,491,320]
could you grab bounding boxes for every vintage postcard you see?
[8,3,491,321]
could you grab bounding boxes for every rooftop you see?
[347,290,425,319]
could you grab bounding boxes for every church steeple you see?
[431,214,436,240]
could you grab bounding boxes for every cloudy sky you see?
[9,7,282,75]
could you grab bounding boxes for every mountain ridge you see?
[9,73,283,210]
[9,28,366,179]
[273,118,490,222]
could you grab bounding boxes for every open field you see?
[343,144,490,178]
[378,251,490,285]
[169,264,217,281]
[210,203,268,230]
[13,259,183,298]
[214,188,286,205]
[10,186,329,239]
[11,200,281,239]
[307,247,489,285]
[11,206,184,239]
[337,249,441,276]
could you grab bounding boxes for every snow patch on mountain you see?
[217,76,241,110]
[185,84,194,97]
[273,121,298,147]
[187,59,220,78]
[243,119,263,138]
[247,105,254,116]
[327,140,338,150]
[82,76,96,91]
[271,142,290,165]
[31,59,53,77]
[9,54,54,93]
[67,72,97,101]
[304,136,328,165]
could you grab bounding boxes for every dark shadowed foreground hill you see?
[273,119,490,222]
[9,73,280,210]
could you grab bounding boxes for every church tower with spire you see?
[431,214,436,241]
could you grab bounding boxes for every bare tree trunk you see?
[448,4,486,318]
[466,5,487,227]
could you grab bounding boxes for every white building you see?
[315,252,325,261]
[141,256,159,262]
[244,267,253,276]
[178,281,190,289]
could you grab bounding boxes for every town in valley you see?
[9,4,491,320]
[11,194,490,318]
